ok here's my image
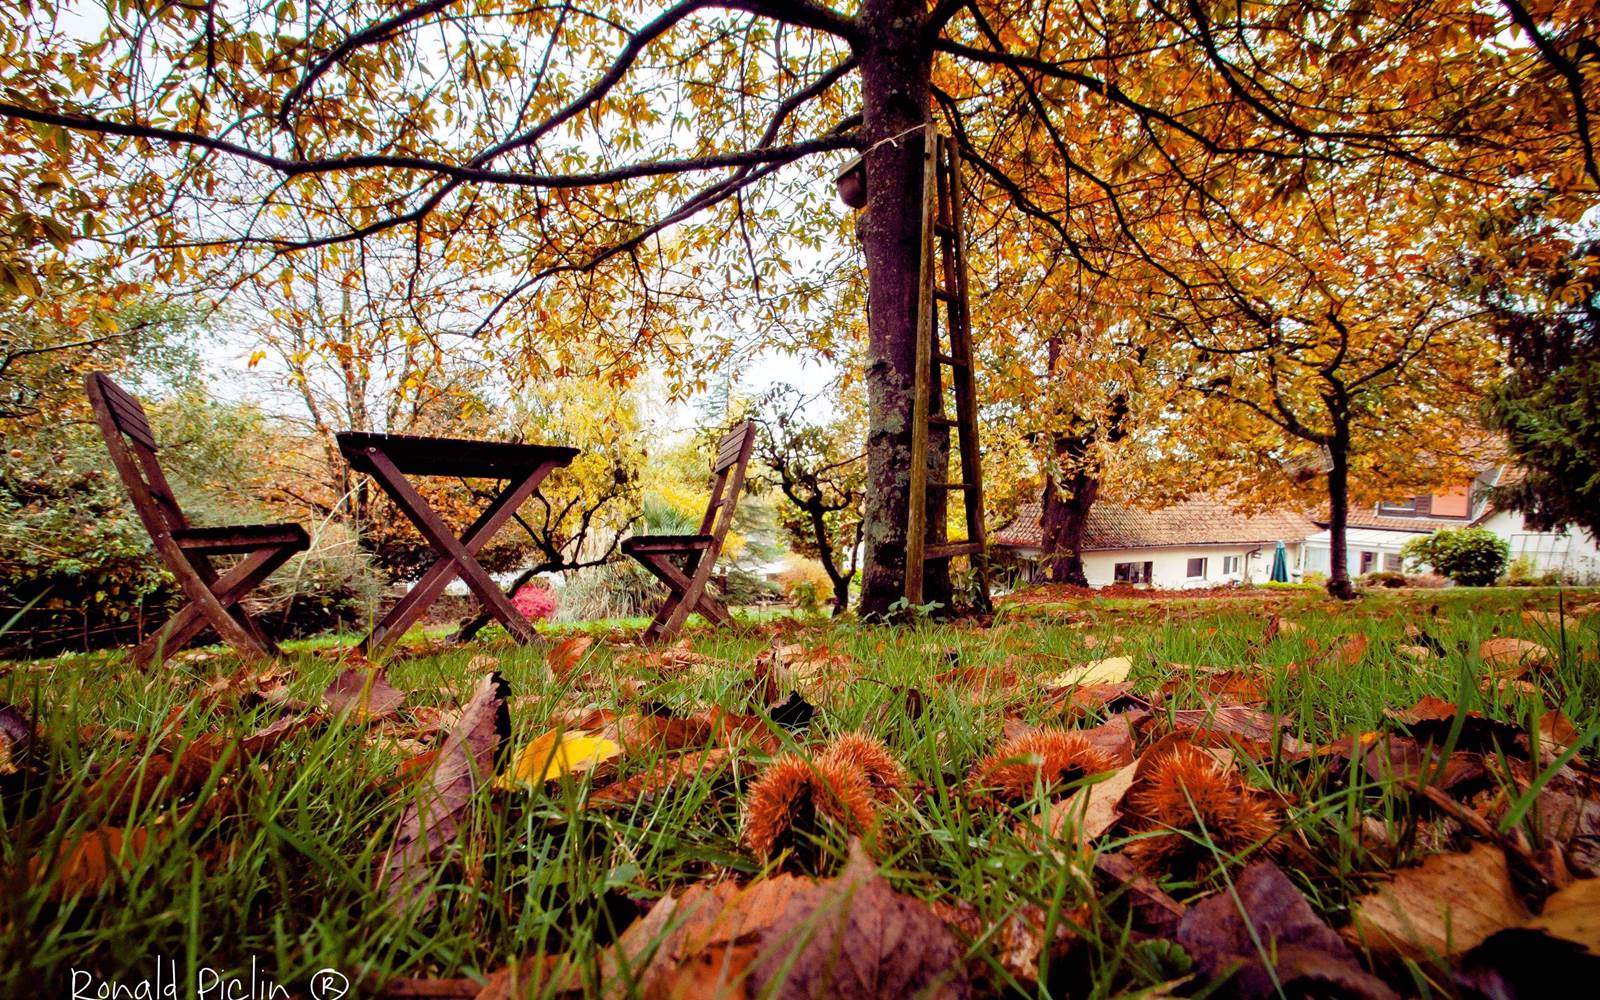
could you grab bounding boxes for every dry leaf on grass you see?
[496,729,620,790]
[1348,843,1531,960]
[1092,851,1186,936]
[378,672,510,910]
[1036,758,1139,846]
[323,668,405,721]
[1535,710,1582,757]
[932,898,1081,988]
[584,749,732,812]
[1263,615,1300,643]
[745,842,971,999]
[1383,695,1524,753]
[1452,877,1600,997]
[1479,637,1549,674]
[31,825,161,900]
[1524,877,1600,954]
[1161,702,1308,756]
[546,635,595,677]
[1042,655,1133,688]
[1177,861,1396,1000]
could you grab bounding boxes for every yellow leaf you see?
[1043,656,1133,687]
[497,730,619,790]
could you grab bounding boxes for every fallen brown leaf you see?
[31,826,161,900]
[1348,843,1531,960]
[378,672,510,910]
[546,635,595,678]
[1479,637,1549,674]
[323,668,405,721]
[1525,877,1600,954]
[584,749,732,812]
[1178,861,1396,1000]
[746,842,971,999]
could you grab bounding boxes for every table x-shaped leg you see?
[358,448,558,653]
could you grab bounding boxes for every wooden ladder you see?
[905,127,990,610]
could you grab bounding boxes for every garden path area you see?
[2,587,1597,998]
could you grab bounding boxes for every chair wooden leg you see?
[133,546,293,667]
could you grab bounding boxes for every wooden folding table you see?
[337,432,578,653]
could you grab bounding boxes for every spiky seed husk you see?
[818,732,904,799]
[1123,743,1279,874]
[969,728,1115,804]
[743,753,876,860]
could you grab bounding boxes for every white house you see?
[994,497,1319,589]
[1303,466,1600,583]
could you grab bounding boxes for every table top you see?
[336,431,579,479]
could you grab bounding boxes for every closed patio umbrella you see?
[1270,540,1289,583]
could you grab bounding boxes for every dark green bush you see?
[1401,528,1510,587]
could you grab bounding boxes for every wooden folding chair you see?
[86,372,309,667]
[623,421,756,642]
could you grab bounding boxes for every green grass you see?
[1,587,1596,998]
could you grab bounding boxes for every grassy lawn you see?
[2,586,1596,998]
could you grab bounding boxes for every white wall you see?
[1477,509,1600,583]
[1302,527,1412,578]
[1081,543,1302,589]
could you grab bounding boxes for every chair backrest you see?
[698,421,756,540]
[85,372,190,539]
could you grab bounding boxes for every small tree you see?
[756,385,864,615]
[1401,528,1510,587]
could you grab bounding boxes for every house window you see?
[1383,552,1403,573]
[1186,557,1207,579]
[1359,551,1376,574]
[1222,555,1241,576]
[1114,561,1153,584]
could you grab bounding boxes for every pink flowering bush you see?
[512,582,558,622]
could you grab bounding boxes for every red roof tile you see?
[995,497,1319,552]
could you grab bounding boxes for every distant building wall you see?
[1080,542,1302,589]
[1475,509,1600,582]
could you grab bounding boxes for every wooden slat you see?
[935,353,968,368]
[929,480,977,491]
[104,395,159,449]
[926,542,982,560]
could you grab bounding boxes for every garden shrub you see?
[512,581,558,622]
[1498,555,1564,587]
[1401,528,1510,587]
[249,524,386,638]
[0,449,181,656]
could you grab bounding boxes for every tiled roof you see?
[995,497,1320,552]
[1339,509,1478,534]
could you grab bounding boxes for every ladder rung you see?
[934,220,955,237]
[935,352,968,368]
[929,480,978,491]
[929,415,958,427]
[933,286,957,302]
[926,542,983,559]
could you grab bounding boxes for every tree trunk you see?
[1325,425,1357,600]
[830,575,851,616]
[1043,467,1097,586]
[855,0,935,619]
